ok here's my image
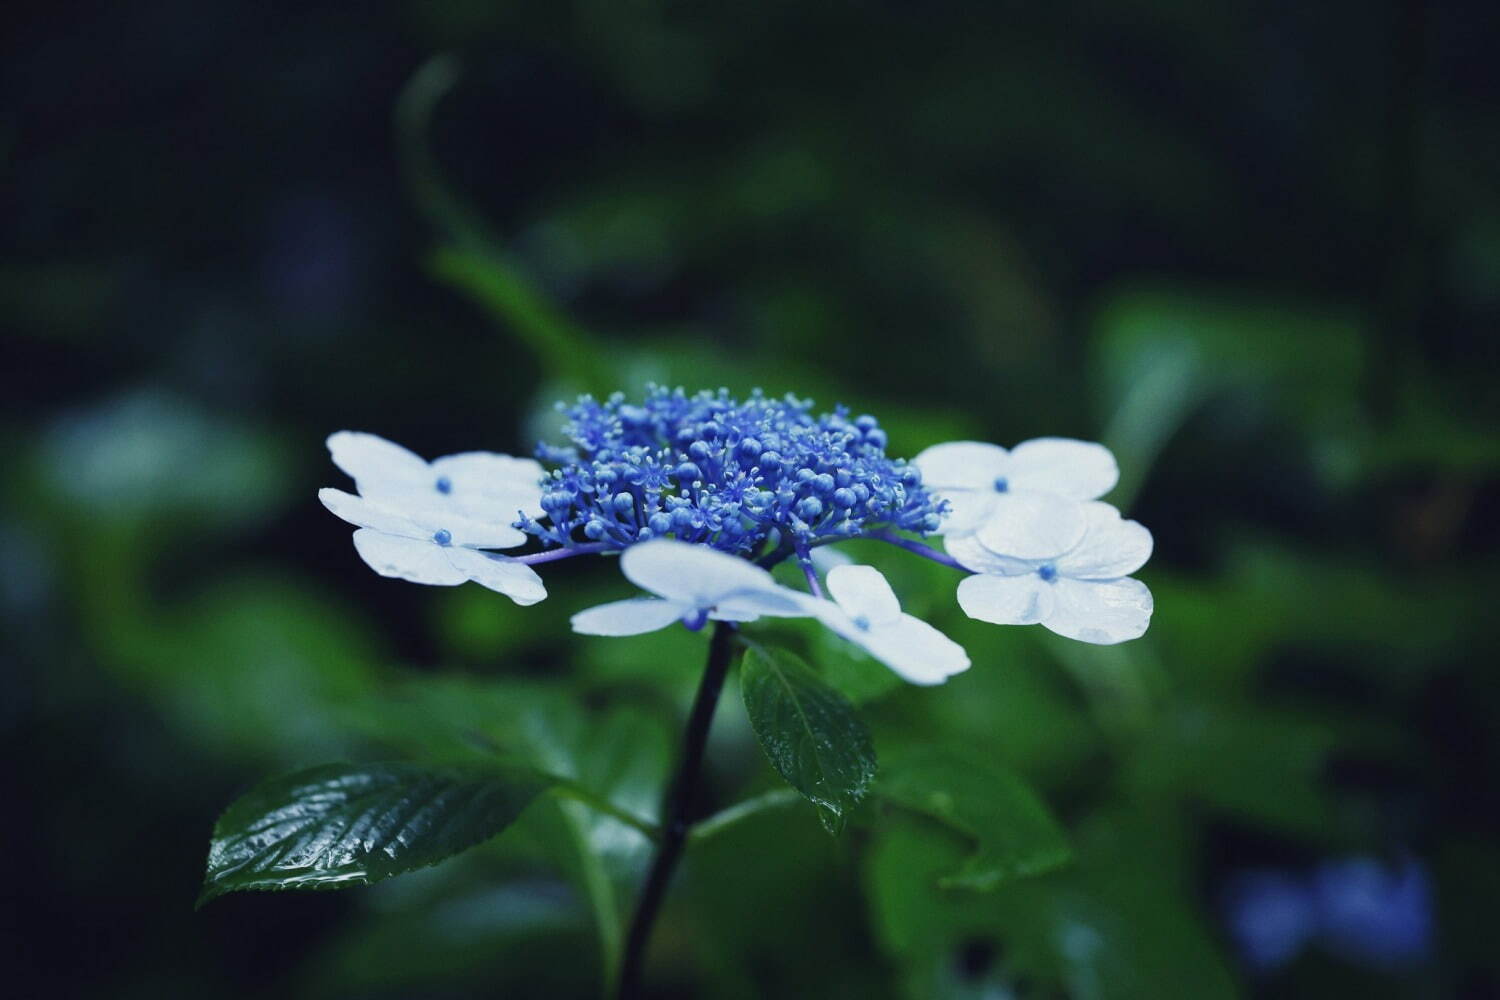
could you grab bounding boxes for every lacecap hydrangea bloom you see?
[320,386,1155,683]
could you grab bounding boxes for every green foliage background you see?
[5,2,1498,997]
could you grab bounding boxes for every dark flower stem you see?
[617,620,739,999]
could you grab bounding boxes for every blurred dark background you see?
[5,2,1499,997]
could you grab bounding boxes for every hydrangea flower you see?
[571,539,810,635]
[320,433,546,604]
[948,502,1153,644]
[808,565,971,685]
[913,438,1118,558]
[318,387,1157,681]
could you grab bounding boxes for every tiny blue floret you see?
[518,386,946,556]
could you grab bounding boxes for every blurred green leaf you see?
[867,810,1238,1000]
[740,642,877,833]
[878,749,1071,891]
[200,762,550,906]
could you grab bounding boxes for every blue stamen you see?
[435,475,452,494]
[1037,563,1057,583]
[433,529,452,546]
[522,387,945,556]
[682,608,709,632]
[852,614,871,631]
[993,476,1009,493]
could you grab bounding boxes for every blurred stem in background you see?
[396,55,611,394]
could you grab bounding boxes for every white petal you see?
[860,615,972,685]
[826,564,903,628]
[444,547,547,605]
[351,528,467,585]
[912,441,1010,490]
[944,533,1035,576]
[714,588,813,620]
[321,488,524,549]
[621,539,779,606]
[431,452,546,518]
[956,573,1055,625]
[1042,577,1153,644]
[327,431,432,494]
[1054,502,1154,579]
[974,492,1089,560]
[571,597,690,635]
[815,600,969,686]
[398,500,530,550]
[1006,438,1118,500]
[932,489,998,536]
[320,488,426,539]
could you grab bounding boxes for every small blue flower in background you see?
[319,386,1160,684]
[1224,870,1319,972]
[1223,856,1433,973]
[1312,855,1432,967]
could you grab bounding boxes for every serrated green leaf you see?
[740,642,877,834]
[878,749,1071,890]
[199,762,549,906]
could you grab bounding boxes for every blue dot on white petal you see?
[993,476,1009,492]
[433,529,452,546]
[853,614,871,631]
[1037,563,1057,583]
[435,476,452,494]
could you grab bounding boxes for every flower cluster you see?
[915,439,1154,645]
[318,387,1156,686]
[519,387,943,557]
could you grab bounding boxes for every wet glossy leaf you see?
[740,642,877,833]
[199,762,549,906]
[878,749,1071,891]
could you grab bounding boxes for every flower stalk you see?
[617,620,741,999]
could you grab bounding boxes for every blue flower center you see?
[520,386,945,556]
[432,529,452,546]
[1037,563,1057,583]
[435,476,452,494]
[993,476,1009,493]
[682,608,709,632]
[852,614,872,632]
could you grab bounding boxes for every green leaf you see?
[199,762,549,906]
[878,749,1071,890]
[740,642,877,833]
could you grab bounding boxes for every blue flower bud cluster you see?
[518,386,944,556]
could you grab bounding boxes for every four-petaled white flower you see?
[948,501,1153,645]
[320,432,547,605]
[914,438,1119,559]
[571,539,811,635]
[809,565,971,685]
